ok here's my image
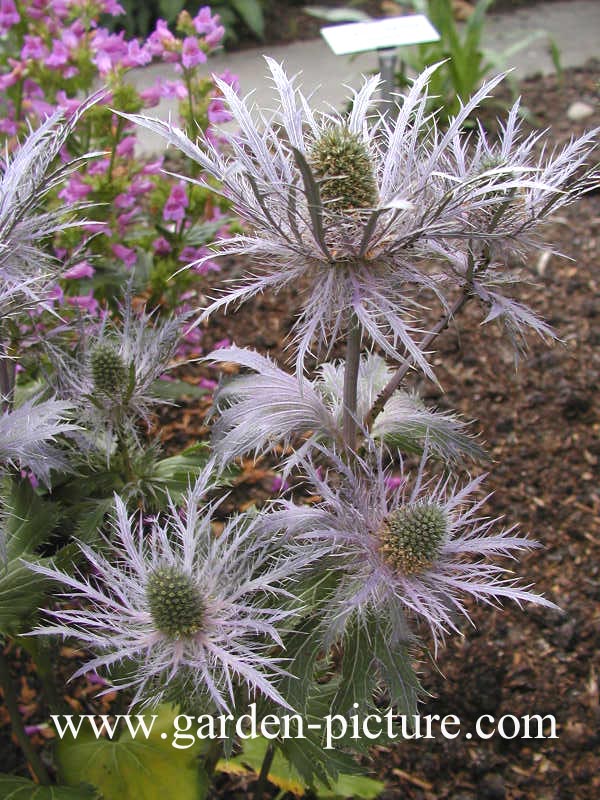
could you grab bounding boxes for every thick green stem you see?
[342,313,362,451]
[0,645,51,785]
[254,741,275,800]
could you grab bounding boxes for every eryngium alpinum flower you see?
[27,467,309,711]
[0,101,102,318]
[124,60,598,373]
[274,448,558,649]
[205,346,483,468]
[47,299,185,443]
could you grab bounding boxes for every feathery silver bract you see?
[0,103,102,316]
[27,467,310,712]
[206,347,482,467]
[47,300,186,443]
[274,447,558,650]
[124,60,598,371]
[0,398,77,485]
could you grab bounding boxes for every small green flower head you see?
[379,503,447,575]
[90,343,128,397]
[146,565,205,639]
[310,127,378,213]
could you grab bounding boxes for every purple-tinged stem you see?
[343,312,362,450]
[365,291,471,430]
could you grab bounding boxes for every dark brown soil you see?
[1,56,598,800]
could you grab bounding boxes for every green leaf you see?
[230,0,265,38]
[220,736,384,798]
[0,774,98,799]
[149,379,209,401]
[56,705,209,800]
[0,479,65,635]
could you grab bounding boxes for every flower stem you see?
[254,741,275,800]
[0,644,51,785]
[365,292,471,429]
[342,312,362,450]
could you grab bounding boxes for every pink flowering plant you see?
[0,52,598,799]
[0,0,235,322]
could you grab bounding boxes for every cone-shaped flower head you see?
[379,503,447,576]
[309,127,378,213]
[90,343,129,398]
[26,466,316,712]
[123,60,598,373]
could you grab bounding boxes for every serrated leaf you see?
[0,775,99,799]
[56,705,209,800]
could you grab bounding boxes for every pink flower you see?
[116,136,136,157]
[218,69,240,93]
[111,243,137,268]
[116,209,138,233]
[153,236,171,255]
[205,25,225,47]
[139,81,163,107]
[122,39,152,68]
[0,0,19,34]
[161,80,188,100]
[88,158,110,176]
[181,36,206,69]
[55,90,81,116]
[146,19,178,62]
[193,6,219,34]
[131,176,154,195]
[58,175,91,203]
[21,35,48,61]
[114,192,136,209]
[91,28,128,74]
[141,157,163,175]
[163,182,188,223]
[63,261,95,280]
[67,292,99,314]
[44,40,70,68]
[208,98,231,125]
[102,0,125,17]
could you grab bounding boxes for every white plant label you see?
[321,14,440,56]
